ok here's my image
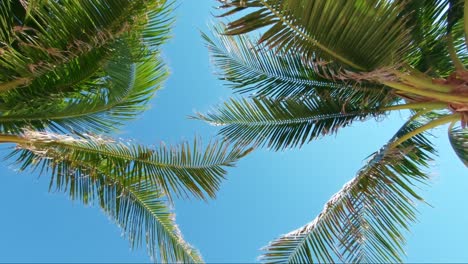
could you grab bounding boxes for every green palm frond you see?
[0,0,171,96]
[6,131,251,201]
[449,123,467,166]
[261,119,436,263]
[400,0,467,75]
[195,96,391,151]
[5,131,218,263]
[216,0,412,71]
[0,0,173,134]
[203,26,397,99]
[0,0,16,43]
[143,1,173,50]
[446,0,468,69]
[0,50,167,134]
[203,27,340,98]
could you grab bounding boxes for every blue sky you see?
[0,1,467,263]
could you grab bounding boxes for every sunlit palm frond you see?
[203,26,397,100]
[449,123,467,166]
[143,1,174,50]
[7,131,252,201]
[0,0,16,43]
[216,0,412,71]
[0,50,167,134]
[261,119,436,263]
[0,0,174,134]
[0,0,171,96]
[195,96,389,151]
[6,131,214,263]
[203,27,338,98]
[400,0,467,75]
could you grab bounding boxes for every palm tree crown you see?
[0,0,250,262]
[196,0,468,262]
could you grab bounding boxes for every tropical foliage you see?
[197,0,468,262]
[0,0,250,262]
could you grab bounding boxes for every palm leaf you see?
[195,96,390,151]
[448,123,467,166]
[0,0,174,134]
[203,26,396,99]
[400,0,467,75]
[0,50,167,134]
[0,0,171,95]
[261,118,436,263]
[7,131,252,201]
[6,131,210,263]
[4,131,251,262]
[0,0,16,43]
[216,0,412,71]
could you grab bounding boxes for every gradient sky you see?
[0,1,467,263]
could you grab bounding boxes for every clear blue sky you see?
[0,1,467,263]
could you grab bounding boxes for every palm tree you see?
[196,0,468,262]
[0,0,250,262]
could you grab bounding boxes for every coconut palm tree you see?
[0,0,250,262]
[196,0,467,262]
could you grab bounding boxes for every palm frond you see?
[195,96,389,151]
[6,131,213,263]
[0,51,167,134]
[142,1,174,50]
[0,0,16,43]
[449,123,467,166]
[0,0,171,95]
[261,119,436,263]
[216,0,412,71]
[203,26,396,99]
[7,131,252,201]
[400,0,467,75]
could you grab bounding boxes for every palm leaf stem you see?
[0,134,27,144]
[38,139,223,171]
[382,102,447,111]
[392,70,453,93]
[390,113,461,148]
[256,0,365,71]
[449,120,457,131]
[383,81,468,103]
